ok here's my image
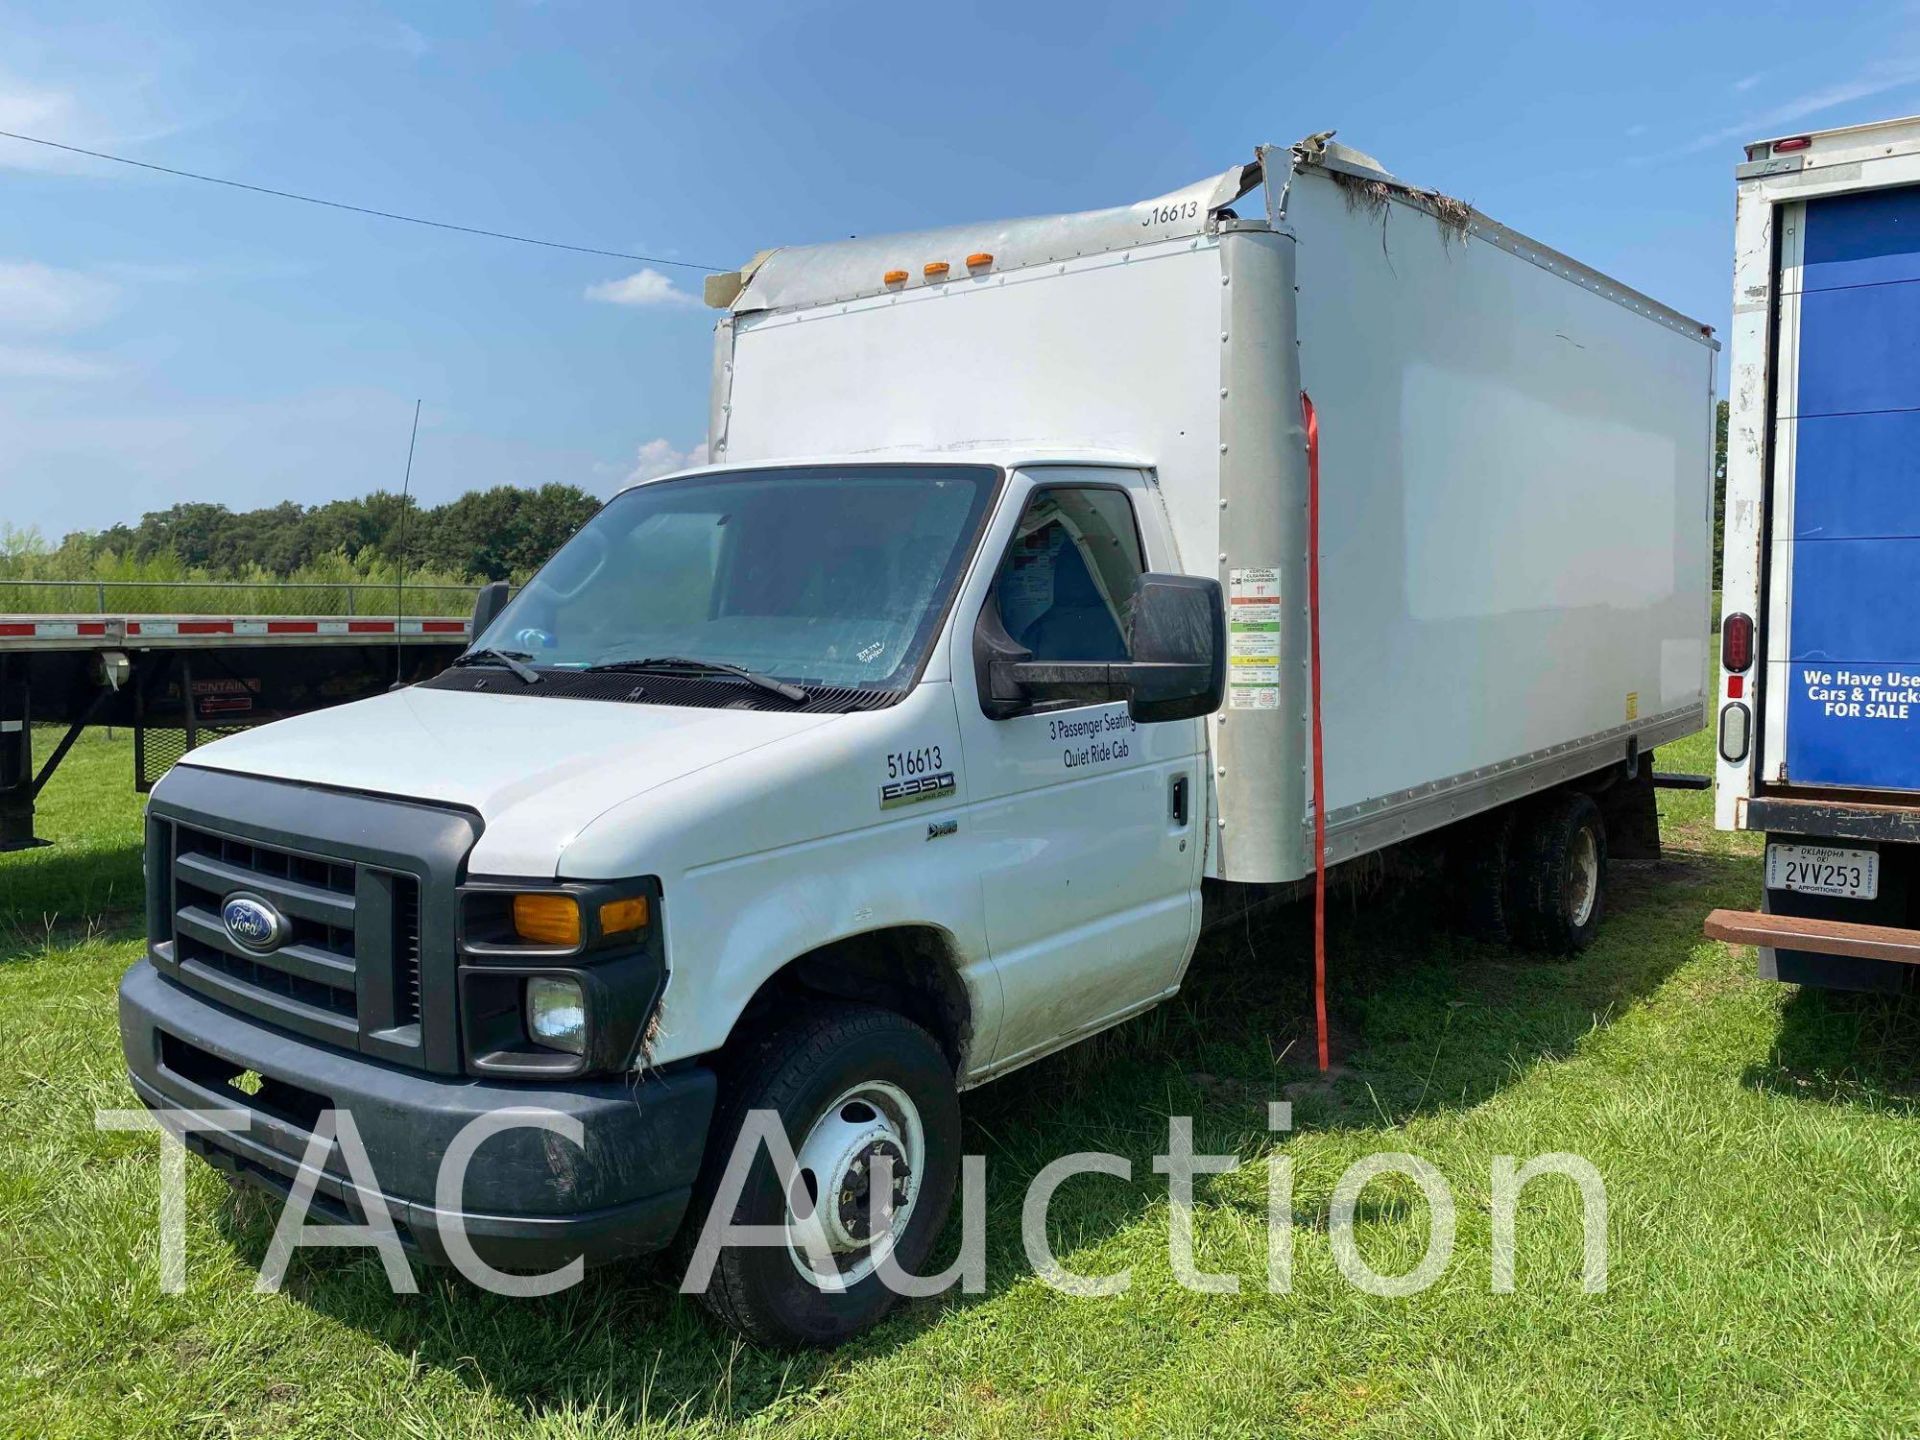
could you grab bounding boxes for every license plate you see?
[1765,843,1879,900]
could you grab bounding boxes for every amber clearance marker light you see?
[965,252,993,269]
[599,896,649,936]
[513,893,581,946]
[883,269,908,285]
[923,260,950,278]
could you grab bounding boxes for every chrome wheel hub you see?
[787,1080,923,1286]
[1569,826,1600,928]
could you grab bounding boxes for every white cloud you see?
[0,81,70,129]
[377,21,432,58]
[0,260,118,333]
[624,437,705,483]
[0,261,119,381]
[584,268,699,308]
[0,344,113,381]
[0,81,84,172]
[1733,71,1767,93]
[0,71,182,175]
[1675,56,1920,157]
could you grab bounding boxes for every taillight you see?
[1722,612,1754,673]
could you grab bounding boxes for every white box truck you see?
[1707,115,1920,991]
[119,135,1715,1344]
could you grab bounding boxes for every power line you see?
[0,127,725,272]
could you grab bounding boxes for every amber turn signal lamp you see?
[512,893,582,946]
[598,896,649,936]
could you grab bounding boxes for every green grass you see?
[3,728,1918,1438]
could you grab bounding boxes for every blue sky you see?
[3,1,1918,540]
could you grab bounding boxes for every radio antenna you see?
[393,398,422,688]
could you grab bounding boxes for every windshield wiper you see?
[583,655,808,704]
[450,647,541,684]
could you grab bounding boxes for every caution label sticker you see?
[1228,567,1281,710]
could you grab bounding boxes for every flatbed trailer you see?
[0,612,470,849]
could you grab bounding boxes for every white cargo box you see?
[706,136,1717,885]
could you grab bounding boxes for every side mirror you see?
[976,572,1226,723]
[1122,573,1227,722]
[469,580,510,642]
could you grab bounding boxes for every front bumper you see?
[120,959,716,1271]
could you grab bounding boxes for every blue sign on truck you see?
[1785,184,1920,792]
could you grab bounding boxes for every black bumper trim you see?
[1747,795,1920,847]
[120,959,715,1270]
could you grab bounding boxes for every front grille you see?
[393,875,422,1027]
[181,944,356,1018]
[178,825,355,895]
[156,819,428,1062]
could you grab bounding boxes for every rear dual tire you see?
[1507,791,1608,954]
[1451,790,1608,955]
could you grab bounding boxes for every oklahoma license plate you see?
[1765,843,1879,900]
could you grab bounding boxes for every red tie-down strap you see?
[1301,391,1330,1074]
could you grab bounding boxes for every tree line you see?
[24,483,602,585]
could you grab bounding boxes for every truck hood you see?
[176,685,841,876]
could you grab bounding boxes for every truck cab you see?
[121,450,1225,1345]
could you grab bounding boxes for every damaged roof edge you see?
[711,133,1717,348]
[714,157,1262,314]
[1279,135,1719,349]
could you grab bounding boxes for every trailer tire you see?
[1448,808,1516,943]
[680,1002,961,1348]
[1506,791,1608,955]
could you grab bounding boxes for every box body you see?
[715,140,1717,882]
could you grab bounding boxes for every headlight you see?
[526,976,587,1054]
[458,877,661,1077]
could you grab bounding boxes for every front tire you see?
[683,1003,961,1347]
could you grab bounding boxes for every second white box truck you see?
[120,134,1715,1344]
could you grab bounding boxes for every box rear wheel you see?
[1448,807,1517,944]
[1506,791,1608,955]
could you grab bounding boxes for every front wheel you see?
[682,1002,961,1347]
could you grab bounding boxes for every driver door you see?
[952,468,1205,1072]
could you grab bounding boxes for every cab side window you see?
[993,487,1146,662]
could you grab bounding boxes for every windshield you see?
[478,464,1000,690]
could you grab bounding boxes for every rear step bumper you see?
[1704,908,1920,966]
[1743,795,1920,846]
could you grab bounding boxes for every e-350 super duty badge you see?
[880,772,955,809]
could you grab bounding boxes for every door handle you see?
[1170,774,1189,826]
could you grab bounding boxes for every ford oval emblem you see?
[222,892,290,952]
